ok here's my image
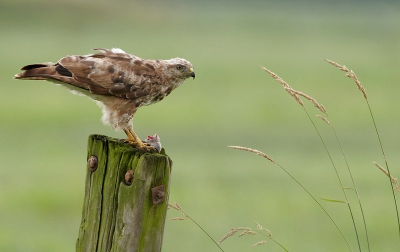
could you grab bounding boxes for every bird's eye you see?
[176,64,184,71]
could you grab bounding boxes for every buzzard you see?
[14,48,195,150]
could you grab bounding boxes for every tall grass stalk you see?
[303,108,361,252]
[262,66,363,251]
[325,59,400,239]
[169,203,225,252]
[218,222,288,251]
[228,146,353,251]
[317,115,370,251]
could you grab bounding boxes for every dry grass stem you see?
[233,227,252,231]
[252,240,268,247]
[320,104,327,114]
[168,202,189,217]
[220,224,282,249]
[255,221,272,236]
[237,231,257,237]
[255,221,262,230]
[218,227,252,244]
[218,229,239,244]
[168,204,226,252]
[261,66,304,106]
[168,203,181,211]
[228,145,275,164]
[374,161,400,193]
[262,66,328,113]
[325,59,368,99]
[316,115,331,125]
[294,90,327,114]
[285,88,305,106]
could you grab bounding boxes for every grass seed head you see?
[228,146,275,164]
[316,115,330,125]
[373,161,400,193]
[218,229,240,244]
[252,240,268,247]
[325,59,367,99]
[238,231,257,237]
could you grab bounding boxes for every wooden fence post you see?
[76,134,172,252]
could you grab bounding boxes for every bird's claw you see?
[120,138,156,152]
[143,142,156,152]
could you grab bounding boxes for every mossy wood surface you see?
[76,134,172,252]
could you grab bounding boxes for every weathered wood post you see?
[76,134,172,252]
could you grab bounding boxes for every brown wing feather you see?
[14,49,166,101]
[79,50,163,99]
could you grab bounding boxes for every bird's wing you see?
[15,48,164,100]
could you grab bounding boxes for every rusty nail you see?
[87,155,98,172]
[125,170,134,185]
[151,185,165,205]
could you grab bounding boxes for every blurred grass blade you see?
[320,198,347,203]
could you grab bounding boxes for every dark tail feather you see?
[14,62,92,92]
[14,62,57,80]
[20,63,50,71]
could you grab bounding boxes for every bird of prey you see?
[14,48,195,149]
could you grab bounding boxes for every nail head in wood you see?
[151,185,165,205]
[125,170,134,185]
[87,155,98,172]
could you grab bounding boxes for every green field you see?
[1,0,400,251]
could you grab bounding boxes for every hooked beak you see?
[189,68,195,79]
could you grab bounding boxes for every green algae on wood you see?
[76,134,172,252]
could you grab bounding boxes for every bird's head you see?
[165,58,195,80]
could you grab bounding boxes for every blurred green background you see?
[1,0,400,251]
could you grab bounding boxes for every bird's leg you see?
[123,128,155,151]
[123,128,143,147]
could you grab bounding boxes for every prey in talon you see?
[143,134,162,153]
[14,48,195,149]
